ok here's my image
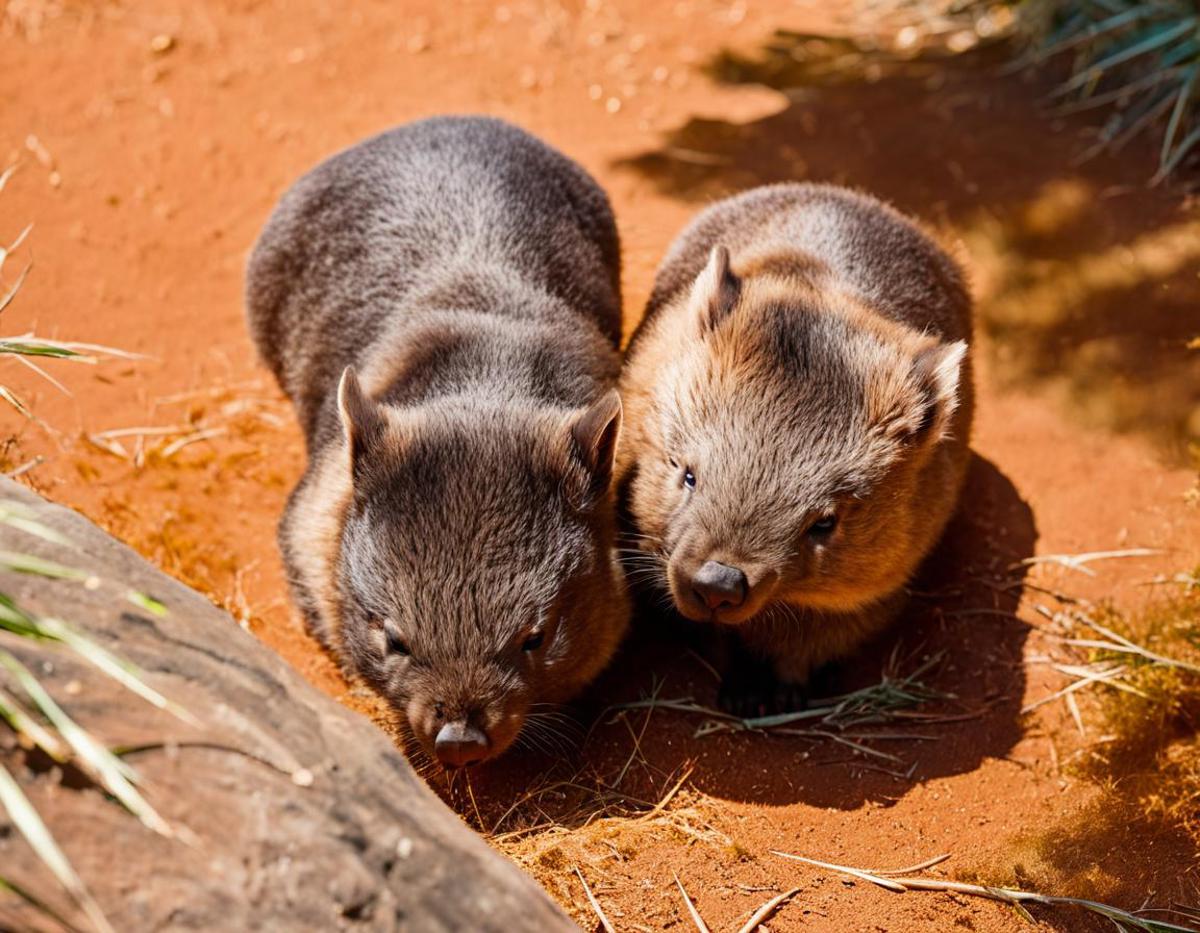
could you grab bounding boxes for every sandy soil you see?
[3,1,1200,930]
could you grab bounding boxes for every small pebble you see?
[291,768,314,787]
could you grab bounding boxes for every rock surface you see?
[0,478,572,932]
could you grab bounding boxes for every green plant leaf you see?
[0,649,173,837]
[0,684,68,760]
[1161,63,1199,165]
[0,340,88,359]
[0,501,72,546]
[0,763,114,933]
[0,550,89,581]
[1053,18,1198,96]
[125,589,169,618]
[0,593,194,724]
[35,615,197,725]
[0,872,85,933]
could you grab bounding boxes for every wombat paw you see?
[717,665,809,718]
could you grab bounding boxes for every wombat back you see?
[246,116,622,445]
[620,183,973,709]
[247,117,631,765]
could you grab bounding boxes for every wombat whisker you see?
[615,547,660,559]
[620,564,666,577]
[618,550,665,564]
[523,715,581,752]
[517,723,571,758]
[617,560,663,573]
[513,730,551,757]
[621,564,666,578]
[525,716,579,742]
[526,709,583,734]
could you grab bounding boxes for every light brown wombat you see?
[246,117,631,768]
[617,183,973,714]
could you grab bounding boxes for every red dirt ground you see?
[4,1,1200,930]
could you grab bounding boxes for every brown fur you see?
[247,117,631,762]
[617,183,973,706]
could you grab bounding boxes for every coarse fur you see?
[246,116,631,763]
[617,182,973,713]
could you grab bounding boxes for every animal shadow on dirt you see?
[461,452,1035,819]
[619,33,1200,459]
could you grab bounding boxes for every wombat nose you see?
[692,560,748,610]
[434,721,490,769]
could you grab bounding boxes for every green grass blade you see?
[124,590,168,618]
[0,763,115,933]
[0,340,89,360]
[0,649,173,837]
[35,616,198,725]
[1160,64,1199,166]
[0,550,89,581]
[0,501,73,546]
[0,593,43,638]
[0,872,86,933]
[1156,124,1200,178]
[0,684,68,761]
[0,335,142,361]
[1160,35,1200,68]
[1038,6,1154,60]
[0,593,193,724]
[1058,19,1198,95]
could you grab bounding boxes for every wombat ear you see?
[565,389,623,509]
[909,340,968,442]
[691,245,741,332]
[337,367,387,470]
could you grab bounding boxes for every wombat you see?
[617,183,973,714]
[246,116,631,767]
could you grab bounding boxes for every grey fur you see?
[618,183,973,711]
[247,116,630,762]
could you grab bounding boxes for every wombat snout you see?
[691,561,748,611]
[434,720,490,769]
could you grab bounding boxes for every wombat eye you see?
[683,467,696,490]
[808,514,838,538]
[385,628,411,656]
[522,632,545,652]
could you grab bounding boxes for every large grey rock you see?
[0,478,572,931]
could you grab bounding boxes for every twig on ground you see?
[159,427,226,458]
[1068,617,1200,675]
[736,886,801,933]
[673,872,711,933]
[4,456,43,479]
[573,866,615,933]
[1017,548,1160,576]
[771,851,1197,932]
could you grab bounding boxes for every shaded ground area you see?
[3,1,1200,929]
[622,33,1200,457]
